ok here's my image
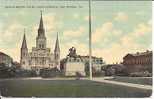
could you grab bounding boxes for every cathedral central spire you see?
[36,11,46,49]
[39,11,44,30]
[38,10,45,37]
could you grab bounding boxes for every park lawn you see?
[0,79,152,97]
[106,76,152,85]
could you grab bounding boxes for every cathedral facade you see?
[20,12,60,71]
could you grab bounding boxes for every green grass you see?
[0,79,152,97]
[107,76,152,85]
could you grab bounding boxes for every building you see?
[20,12,60,72]
[61,47,104,76]
[123,50,152,73]
[80,55,104,72]
[0,52,13,67]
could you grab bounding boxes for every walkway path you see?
[0,77,76,81]
[92,77,152,90]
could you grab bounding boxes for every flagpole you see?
[89,0,92,80]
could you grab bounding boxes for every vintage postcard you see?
[0,0,152,98]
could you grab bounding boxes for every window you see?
[29,60,31,65]
[77,59,80,62]
[39,44,41,48]
[100,60,103,64]
[23,61,25,65]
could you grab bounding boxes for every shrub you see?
[130,71,152,77]
[40,67,61,78]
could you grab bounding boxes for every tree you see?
[0,63,14,78]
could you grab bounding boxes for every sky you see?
[0,0,152,64]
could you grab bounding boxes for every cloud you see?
[0,21,25,62]
[92,22,122,44]
[73,13,80,19]
[92,22,113,43]
[133,23,151,37]
[114,12,128,21]
[3,22,23,37]
[63,27,85,38]
[148,19,152,25]
[0,21,24,45]
[93,44,124,64]
[0,23,2,39]
[32,13,61,35]
[61,21,150,64]
[136,11,145,16]
[0,43,21,62]
[43,13,57,32]
[93,36,147,64]
[92,21,151,64]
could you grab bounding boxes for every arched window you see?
[42,45,44,48]
[39,44,41,48]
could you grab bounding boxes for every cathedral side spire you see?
[54,32,60,69]
[21,29,27,49]
[20,29,29,69]
[54,32,60,52]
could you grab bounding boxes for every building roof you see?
[132,50,152,56]
[124,50,152,59]
[0,51,11,58]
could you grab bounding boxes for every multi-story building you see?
[80,55,104,72]
[0,52,13,67]
[123,50,152,73]
[20,12,60,72]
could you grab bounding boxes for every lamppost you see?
[89,0,92,80]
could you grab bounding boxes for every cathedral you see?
[20,12,60,71]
